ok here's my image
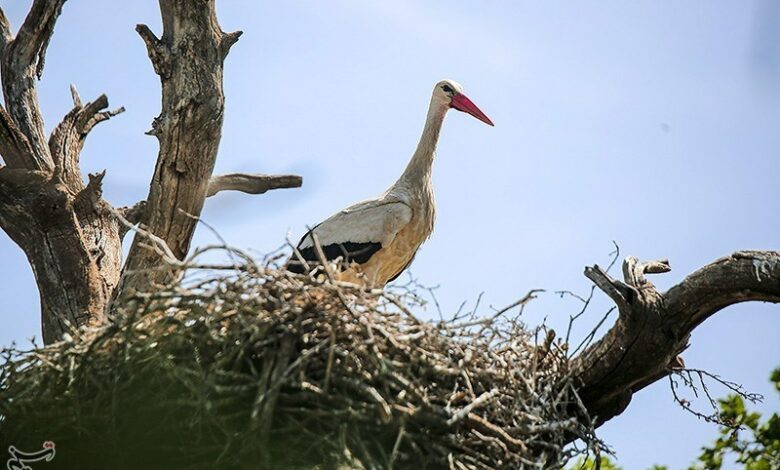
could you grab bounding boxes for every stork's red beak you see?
[450,93,494,126]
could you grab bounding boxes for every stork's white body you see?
[289,80,491,287]
[297,181,434,286]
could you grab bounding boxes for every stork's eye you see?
[441,84,453,94]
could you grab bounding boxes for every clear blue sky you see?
[1,1,778,468]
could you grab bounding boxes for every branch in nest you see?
[206,173,303,197]
[108,204,181,268]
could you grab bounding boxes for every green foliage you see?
[568,456,624,469]
[568,368,780,470]
[687,367,780,470]
[568,456,668,470]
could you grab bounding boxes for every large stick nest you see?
[0,258,598,469]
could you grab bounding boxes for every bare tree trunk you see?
[0,169,122,344]
[0,3,124,344]
[117,0,242,299]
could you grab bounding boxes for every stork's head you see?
[434,79,494,126]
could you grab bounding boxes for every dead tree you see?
[0,0,300,344]
[0,0,776,451]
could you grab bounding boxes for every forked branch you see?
[0,0,67,170]
[49,88,124,188]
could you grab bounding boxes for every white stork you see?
[288,79,493,286]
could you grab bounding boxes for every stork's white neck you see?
[397,96,449,185]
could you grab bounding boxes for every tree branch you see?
[48,89,124,189]
[0,8,12,59]
[582,264,634,315]
[116,173,302,236]
[0,106,35,168]
[12,0,66,79]
[206,173,302,197]
[0,166,47,196]
[0,0,67,170]
[0,3,126,345]
[135,24,171,80]
[573,250,780,427]
[220,30,243,61]
[117,201,148,239]
[0,166,119,344]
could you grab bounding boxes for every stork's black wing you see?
[287,227,381,274]
[285,200,413,275]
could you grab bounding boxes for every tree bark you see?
[572,250,780,428]
[116,0,242,299]
[0,1,298,344]
[207,173,302,197]
[0,2,123,344]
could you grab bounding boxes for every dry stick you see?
[569,307,616,358]
[112,206,257,274]
[466,413,528,453]
[107,205,180,267]
[447,388,500,426]
[448,289,543,330]
[310,232,336,282]
[286,234,312,274]
[323,324,336,392]
[206,173,301,197]
[565,242,620,345]
[388,424,406,470]
[308,231,372,325]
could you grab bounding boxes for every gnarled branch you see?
[0,0,67,170]
[207,173,302,197]
[573,250,780,427]
[117,172,302,235]
[48,88,124,189]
